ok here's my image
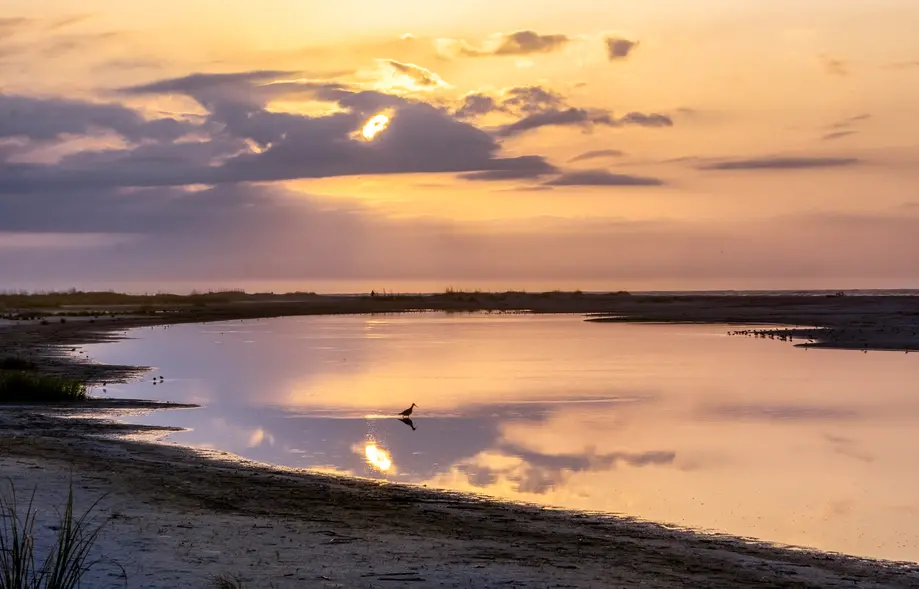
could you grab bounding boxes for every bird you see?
[399,403,417,417]
[399,417,417,431]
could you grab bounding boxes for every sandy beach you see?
[3,293,919,587]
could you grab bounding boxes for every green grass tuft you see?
[0,372,87,404]
[0,480,120,589]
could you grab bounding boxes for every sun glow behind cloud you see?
[361,113,391,140]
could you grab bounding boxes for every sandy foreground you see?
[3,409,919,589]
[3,294,919,587]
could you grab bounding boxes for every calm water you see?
[83,313,919,561]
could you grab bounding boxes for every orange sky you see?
[2,1,918,291]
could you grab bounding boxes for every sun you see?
[361,113,390,141]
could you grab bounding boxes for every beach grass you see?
[0,372,87,404]
[211,573,246,588]
[0,359,37,372]
[0,481,115,589]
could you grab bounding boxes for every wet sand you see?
[3,293,919,586]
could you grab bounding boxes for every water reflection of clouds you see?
[824,433,874,463]
[699,403,864,422]
[85,315,919,561]
[455,445,676,494]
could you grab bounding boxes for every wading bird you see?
[399,403,417,417]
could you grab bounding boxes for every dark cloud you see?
[501,86,566,115]
[568,149,625,163]
[544,169,663,186]
[616,112,672,127]
[123,70,296,94]
[459,30,570,57]
[456,85,670,138]
[459,162,558,181]
[379,59,447,87]
[1,70,556,192]
[497,107,605,137]
[698,156,860,171]
[455,93,502,119]
[605,37,638,60]
[455,85,564,119]
[0,94,193,143]
[821,130,857,141]
[497,107,671,137]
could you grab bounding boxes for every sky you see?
[2,0,919,293]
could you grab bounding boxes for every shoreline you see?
[3,293,919,586]
[2,292,919,384]
[3,409,919,587]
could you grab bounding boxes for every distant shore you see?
[3,291,919,586]
[2,291,918,384]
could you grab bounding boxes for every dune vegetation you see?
[0,371,87,404]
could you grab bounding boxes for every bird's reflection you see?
[399,417,417,431]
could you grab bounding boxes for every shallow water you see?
[84,313,919,562]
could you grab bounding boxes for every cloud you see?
[497,107,605,136]
[455,93,502,119]
[378,59,448,89]
[568,149,625,163]
[887,60,919,70]
[459,161,558,181]
[497,107,672,137]
[544,169,663,186]
[0,94,194,143]
[6,195,919,287]
[698,156,860,171]
[821,130,857,141]
[501,86,566,115]
[441,30,570,58]
[616,112,672,127]
[455,85,565,119]
[820,55,849,77]
[819,113,869,141]
[605,37,638,60]
[123,70,293,94]
[0,17,30,39]
[1,70,557,192]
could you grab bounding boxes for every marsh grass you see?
[211,573,245,588]
[0,360,37,372]
[0,481,119,589]
[0,372,87,404]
